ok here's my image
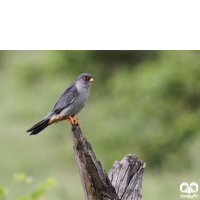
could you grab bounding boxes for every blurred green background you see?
[0,50,200,200]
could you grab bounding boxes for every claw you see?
[68,116,81,126]
[68,116,82,127]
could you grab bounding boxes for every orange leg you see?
[68,116,82,127]
[49,114,82,127]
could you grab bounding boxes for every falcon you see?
[27,73,94,135]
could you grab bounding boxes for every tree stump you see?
[71,124,146,200]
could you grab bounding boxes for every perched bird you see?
[27,73,94,135]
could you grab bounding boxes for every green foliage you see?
[0,51,200,200]
[102,54,200,169]
[0,173,57,200]
[0,186,9,200]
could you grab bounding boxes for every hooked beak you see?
[89,78,94,83]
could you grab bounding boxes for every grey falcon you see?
[27,73,94,135]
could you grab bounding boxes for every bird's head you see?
[75,73,94,88]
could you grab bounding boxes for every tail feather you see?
[27,119,50,136]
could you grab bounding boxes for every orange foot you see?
[68,116,82,127]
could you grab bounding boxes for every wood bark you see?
[71,124,146,200]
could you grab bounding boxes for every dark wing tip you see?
[26,119,50,136]
[26,119,46,133]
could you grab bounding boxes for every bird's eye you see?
[84,76,90,80]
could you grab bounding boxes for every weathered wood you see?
[109,154,146,200]
[71,124,146,200]
[71,124,118,200]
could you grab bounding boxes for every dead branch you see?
[71,124,145,200]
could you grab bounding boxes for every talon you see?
[68,116,79,125]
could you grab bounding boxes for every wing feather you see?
[45,86,79,117]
